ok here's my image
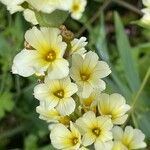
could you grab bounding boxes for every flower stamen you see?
[54,90,64,99]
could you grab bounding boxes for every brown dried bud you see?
[59,25,74,42]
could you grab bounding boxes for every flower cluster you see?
[0,0,87,23]
[12,26,147,150]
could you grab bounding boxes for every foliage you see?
[0,0,150,149]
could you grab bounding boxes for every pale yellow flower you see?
[76,111,113,150]
[34,77,78,116]
[98,93,130,125]
[70,0,87,20]
[79,90,101,112]
[36,101,70,125]
[27,0,72,13]
[69,37,87,56]
[112,126,147,150]
[50,122,81,150]
[12,27,69,79]
[143,0,150,7]
[141,8,150,26]
[70,51,111,98]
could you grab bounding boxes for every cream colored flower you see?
[50,122,81,150]
[98,93,130,125]
[112,126,147,150]
[36,101,70,125]
[70,51,111,98]
[76,111,113,150]
[34,77,78,116]
[23,9,38,25]
[12,27,69,79]
[27,0,72,13]
[141,8,150,26]
[70,0,87,20]
[0,0,24,14]
[79,90,101,112]
[143,0,150,7]
[69,37,87,56]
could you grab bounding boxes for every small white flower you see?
[70,37,87,56]
[12,27,69,79]
[0,0,24,14]
[70,51,111,98]
[50,122,81,150]
[98,93,131,125]
[34,77,78,116]
[70,0,87,20]
[27,0,72,13]
[112,126,147,149]
[76,111,113,150]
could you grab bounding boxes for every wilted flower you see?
[34,77,78,116]
[70,51,111,98]
[76,111,113,150]
[98,93,130,125]
[112,126,147,149]
[12,27,69,79]
[50,122,81,150]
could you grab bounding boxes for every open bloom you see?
[70,51,111,98]
[69,37,87,56]
[34,77,78,116]
[12,27,69,79]
[50,122,81,150]
[76,111,113,150]
[98,93,130,125]
[27,0,72,13]
[36,101,70,125]
[70,0,87,20]
[112,126,147,150]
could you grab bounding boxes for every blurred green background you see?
[0,0,150,149]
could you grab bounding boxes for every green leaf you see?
[96,13,109,62]
[36,10,68,27]
[95,13,131,98]
[114,12,140,93]
[0,92,14,119]
[24,134,38,150]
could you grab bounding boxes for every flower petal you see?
[56,97,75,116]
[12,49,37,77]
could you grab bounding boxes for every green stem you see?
[0,125,25,140]
[132,67,150,109]
[112,0,142,15]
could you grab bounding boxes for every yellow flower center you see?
[45,50,56,62]
[54,90,64,99]
[72,137,79,145]
[92,128,101,137]
[72,4,80,12]
[80,73,90,81]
